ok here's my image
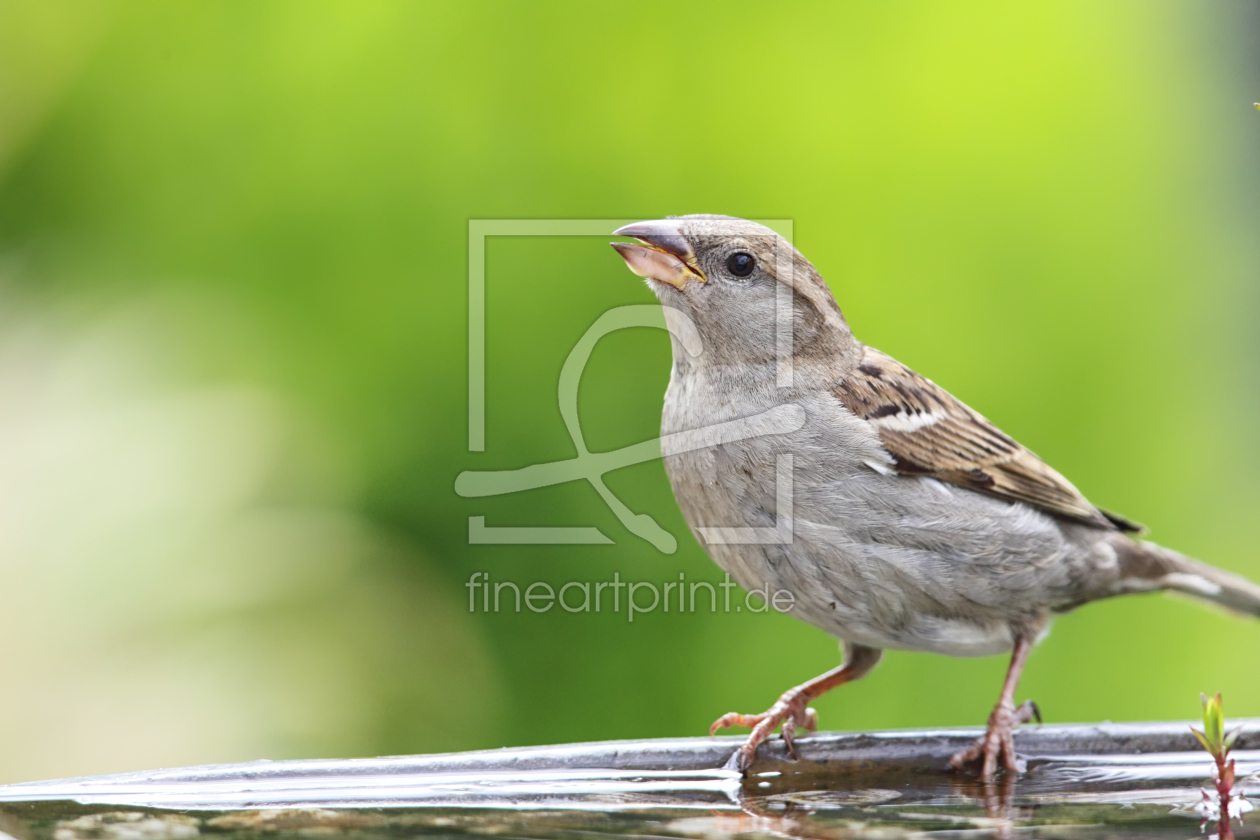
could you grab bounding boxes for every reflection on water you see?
[1,725,1257,839]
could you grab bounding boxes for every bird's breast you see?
[659,368,884,588]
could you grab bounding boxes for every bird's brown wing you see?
[833,345,1139,532]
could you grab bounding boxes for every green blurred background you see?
[0,1,1258,785]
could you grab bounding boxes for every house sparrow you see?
[611,215,1260,779]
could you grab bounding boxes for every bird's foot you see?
[950,699,1041,779]
[709,689,819,773]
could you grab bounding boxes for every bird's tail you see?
[1113,536,1260,618]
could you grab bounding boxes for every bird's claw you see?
[785,707,819,759]
[949,699,1039,779]
[710,692,818,773]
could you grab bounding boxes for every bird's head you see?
[611,215,855,373]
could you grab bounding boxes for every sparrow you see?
[610,215,1260,779]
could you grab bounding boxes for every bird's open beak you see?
[611,220,706,289]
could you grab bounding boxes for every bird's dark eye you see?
[726,252,755,277]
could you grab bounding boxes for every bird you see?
[609,215,1260,779]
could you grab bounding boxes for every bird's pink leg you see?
[710,643,881,772]
[950,635,1041,779]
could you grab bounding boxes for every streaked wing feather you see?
[834,346,1133,531]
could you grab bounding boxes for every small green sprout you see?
[1189,693,1251,840]
[1191,692,1241,759]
